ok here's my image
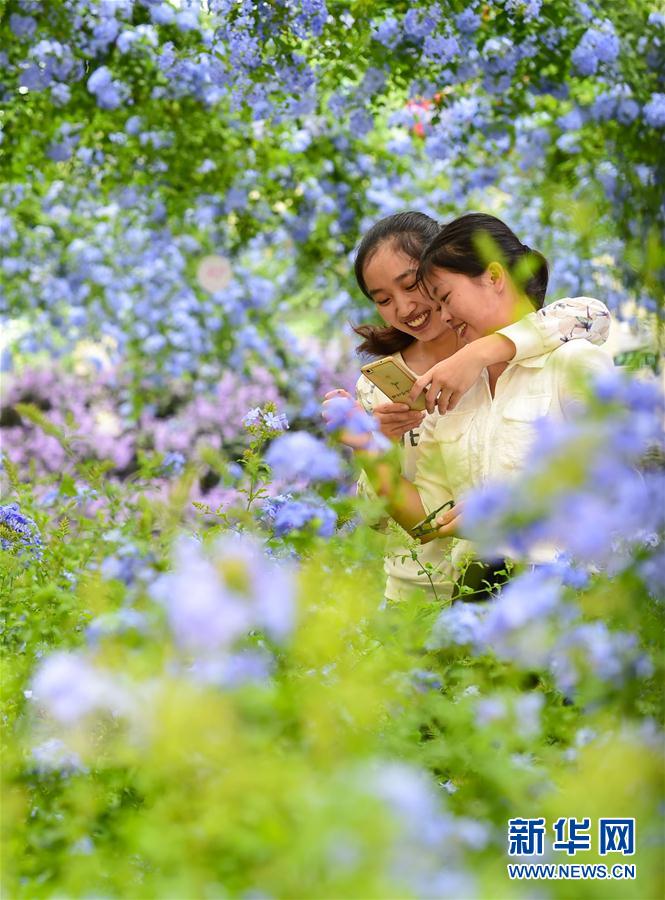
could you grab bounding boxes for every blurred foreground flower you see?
[151,533,296,651]
[323,395,391,452]
[463,371,664,574]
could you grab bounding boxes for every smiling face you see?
[362,242,450,343]
[422,265,515,343]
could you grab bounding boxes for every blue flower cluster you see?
[323,396,390,452]
[430,568,652,695]
[0,502,43,559]
[263,495,337,538]
[463,370,664,584]
[265,432,342,483]
[571,21,621,76]
[151,533,296,653]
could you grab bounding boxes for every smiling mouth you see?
[403,310,431,331]
[452,321,468,338]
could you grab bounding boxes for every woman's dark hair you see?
[416,213,549,309]
[352,211,440,356]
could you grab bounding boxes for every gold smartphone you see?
[360,357,427,410]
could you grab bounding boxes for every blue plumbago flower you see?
[270,497,337,538]
[151,533,295,651]
[242,407,262,427]
[367,761,453,847]
[514,692,544,737]
[550,622,652,694]
[31,652,132,725]
[10,13,37,39]
[161,450,186,475]
[323,396,390,452]
[403,6,441,40]
[475,696,507,726]
[188,648,274,687]
[242,406,289,432]
[410,668,443,693]
[638,546,665,599]
[427,602,487,649]
[87,65,130,110]
[455,9,481,33]
[0,502,43,558]
[31,737,85,775]
[571,22,620,75]
[371,15,401,48]
[476,570,568,669]
[643,93,665,128]
[150,2,176,25]
[505,0,542,21]
[261,411,289,432]
[86,608,148,645]
[265,432,342,483]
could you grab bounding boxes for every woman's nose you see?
[437,303,452,323]
[395,292,417,317]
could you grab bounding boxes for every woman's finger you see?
[323,388,352,402]
[425,382,440,414]
[374,402,411,414]
[408,376,429,403]
[437,388,454,415]
[447,391,462,411]
[375,408,424,421]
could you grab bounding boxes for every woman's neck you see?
[401,330,459,375]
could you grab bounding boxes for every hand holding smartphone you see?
[360,357,427,411]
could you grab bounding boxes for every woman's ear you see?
[487,261,506,292]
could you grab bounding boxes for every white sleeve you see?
[355,373,376,412]
[413,414,454,516]
[552,340,615,418]
[497,296,611,361]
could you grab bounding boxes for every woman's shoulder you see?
[548,337,615,377]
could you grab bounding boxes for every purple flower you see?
[151,534,295,650]
[150,2,176,25]
[427,602,486,648]
[572,23,620,76]
[423,33,460,64]
[10,13,36,39]
[50,83,71,106]
[455,10,481,33]
[271,497,337,538]
[368,762,448,842]
[87,66,129,110]
[265,432,342,483]
[32,738,84,774]
[189,648,274,687]
[371,15,401,48]
[262,411,289,432]
[31,653,129,725]
[643,93,665,128]
[0,502,42,558]
[550,622,650,693]
[323,396,390,452]
[476,570,566,668]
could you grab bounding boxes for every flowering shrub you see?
[1,2,664,897]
